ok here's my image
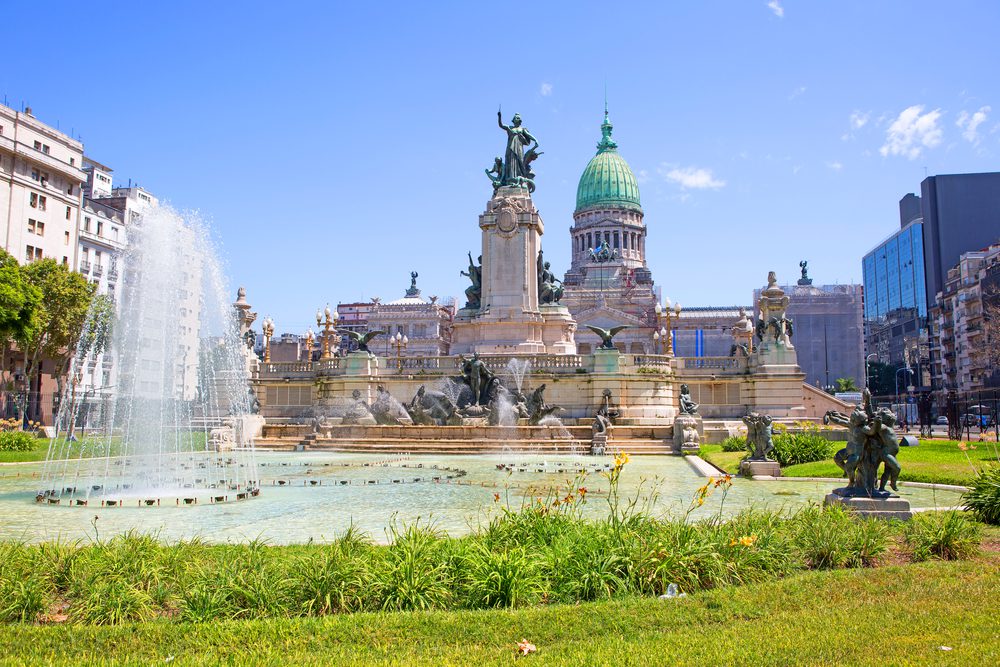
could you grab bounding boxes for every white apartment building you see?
[0,104,85,268]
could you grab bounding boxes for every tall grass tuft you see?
[963,465,1000,525]
[462,541,541,608]
[904,511,981,561]
[375,521,452,611]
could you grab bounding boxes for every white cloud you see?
[879,105,944,159]
[956,106,990,144]
[767,0,784,18]
[636,169,650,185]
[661,165,726,190]
[540,82,553,96]
[788,86,806,101]
[850,111,870,130]
[826,161,843,171]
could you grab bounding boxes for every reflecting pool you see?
[0,452,963,544]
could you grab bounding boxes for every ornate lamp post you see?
[315,305,339,360]
[262,317,274,363]
[391,331,408,372]
[653,299,681,355]
[302,328,315,363]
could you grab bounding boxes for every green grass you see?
[703,438,1000,486]
[0,432,210,464]
[0,556,995,665]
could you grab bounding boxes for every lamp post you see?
[262,317,274,364]
[302,328,315,363]
[315,305,338,360]
[654,299,681,355]
[391,331,408,372]
[895,366,914,422]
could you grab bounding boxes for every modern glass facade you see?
[862,221,927,322]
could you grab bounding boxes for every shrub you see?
[963,465,1000,525]
[294,529,374,615]
[905,511,981,561]
[0,431,36,452]
[720,436,748,453]
[772,431,833,467]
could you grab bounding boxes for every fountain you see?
[38,205,260,507]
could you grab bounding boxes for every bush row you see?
[0,504,981,625]
[0,431,36,452]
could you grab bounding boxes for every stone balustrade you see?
[675,356,748,373]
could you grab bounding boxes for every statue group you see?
[742,412,775,461]
[460,252,483,310]
[487,111,543,193]
[824,388,901,497]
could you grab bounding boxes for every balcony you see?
[107,269,118,282]
[79,260,91,274]
[93,264,104,277]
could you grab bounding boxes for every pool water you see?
[0,452,963,544]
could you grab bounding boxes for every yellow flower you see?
[697,497,705,506]
[730,535,758,547]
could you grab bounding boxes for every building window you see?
[97,221,104,236]
[70,158,75,166]
[62,256,68,266]
[27,219,44,236]
[37,195,46,211]
[84,216,91,232]
[30,193,38,208]
[64,231,70,245]
[25,246,42,262]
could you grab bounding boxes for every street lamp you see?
[302,328,315,363]
[654,299,681,355]
[391,331,408,372]
[895,366,914,421]
[316,305,339,360]
[262,317,274,364]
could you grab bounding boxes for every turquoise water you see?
[0,452,963,544]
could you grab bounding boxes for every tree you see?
[15,259,95,419]
[835,377,859,393]
[867,361,898,397]
[0,250,42,401]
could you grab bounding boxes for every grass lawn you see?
[0,555,995,665]
[0,432,209,465]
[702,438,999,486]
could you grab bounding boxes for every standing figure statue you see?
[497,111,541,190]
[797,260,813,286]
[459,353,495,406]
[460,252,483,310]
[742,412,775,461]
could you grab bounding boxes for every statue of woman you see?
[498,112,539,186]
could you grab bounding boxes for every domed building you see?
[562,108,660,354]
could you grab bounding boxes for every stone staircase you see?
[255,423,676,455]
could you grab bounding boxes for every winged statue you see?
[584,324,630,350]
[339,329,386,353]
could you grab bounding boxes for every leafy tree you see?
[835,377,859,393]
[866,361,898,397]
[15,259,95,417]
[0,250,42,393]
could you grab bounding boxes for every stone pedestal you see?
[824,492,912,520]
[672,414,702,454]
[592,349,622,374]
[590,433,607,455]
[450,186,578,355]
[344,351,378,376]
[739,459,781,477]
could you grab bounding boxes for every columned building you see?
[365,274,455,357]
[561,109,658,354]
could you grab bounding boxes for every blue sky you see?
[5,1,999,335]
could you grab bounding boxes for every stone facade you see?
[365,276,455,357]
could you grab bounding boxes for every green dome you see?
[575,110,642,214]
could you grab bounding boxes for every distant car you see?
[934,416,949,426]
